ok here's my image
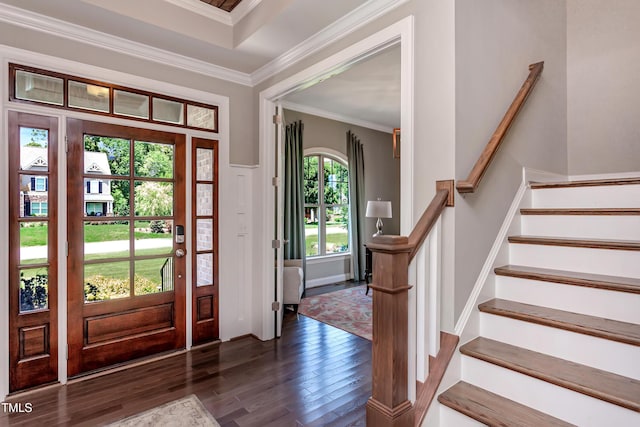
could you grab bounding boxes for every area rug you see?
[299,285,372,340]
[108,395,220,427]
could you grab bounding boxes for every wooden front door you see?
[66,119,186,376]
[8,111,59,392]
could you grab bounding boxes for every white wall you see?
[567,0,640,175]
[454,0,568,322]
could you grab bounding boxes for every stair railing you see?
[366,62,544,427]
[456,62,544,194]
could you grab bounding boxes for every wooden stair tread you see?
[520,208,640,215]
[478,298,640,346]
[508,235,640,251]
[530,177,640,189]
[438,381,575,427]
[494,265,640,294]
[460,338,640,412]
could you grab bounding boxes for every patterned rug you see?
[299,285,372,340]
[108,395,219,426]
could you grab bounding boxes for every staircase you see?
[438,178,640,426]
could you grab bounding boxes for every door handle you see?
[175,249,186,258]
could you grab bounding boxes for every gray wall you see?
[284,109,400,282]
[454,0,568,320]
[567,0,640,175]
[0,21,256,166]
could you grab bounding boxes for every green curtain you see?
[284,120,306,265]
[347,131,366,281]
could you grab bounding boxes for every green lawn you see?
[305,232,349,256]
[20,222,169,247]
[21,248,169,282]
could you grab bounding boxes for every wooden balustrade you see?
[456,62,544,194]
[365,181,453,426]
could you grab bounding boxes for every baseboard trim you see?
[306,273,352,288]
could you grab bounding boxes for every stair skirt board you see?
[480,313,640,380]
[462,356,639,427]
[495,276,640,324]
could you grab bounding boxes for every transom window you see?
[304,154,349,257]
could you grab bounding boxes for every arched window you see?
[304,154,349,257]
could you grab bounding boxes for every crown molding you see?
[282,101,394,134]
[250,0,408,85]
[0,3,253,86]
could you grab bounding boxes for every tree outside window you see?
[304,154,349,257]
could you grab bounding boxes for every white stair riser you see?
[495,276,640,323]
[480,313,640,379]
[462,356,640,427]
[532,185,640,208]
[509,244,640,278]
[439,404,485,427]
[521,215,640,240]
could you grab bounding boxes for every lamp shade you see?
[366,200,392,218]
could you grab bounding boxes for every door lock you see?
[176,249,186,258]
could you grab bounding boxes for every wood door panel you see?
[20,324,50,358]
[78,330,179,374]
[196,295,214,321]
[85,303,174,345]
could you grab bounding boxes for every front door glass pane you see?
[134,221,173,256]
[20,222,48,265]
[19,267,48,313]
[134,258,172,295]
[84,220,130,261]
[134,141,174,179]
[134,181,174,217]
[84,262,131,302]
[84,136,130,176]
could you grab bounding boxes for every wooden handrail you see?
[457,61,544,194]
[408,189,450,261]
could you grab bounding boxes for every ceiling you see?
[282,46,400,131]
[0,0,401,130]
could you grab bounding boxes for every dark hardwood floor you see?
[1,312,371,426]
